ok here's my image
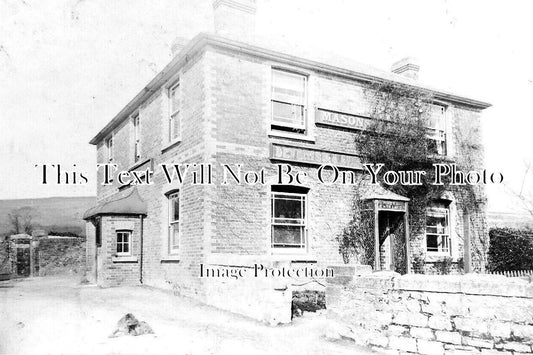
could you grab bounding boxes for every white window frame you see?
[270,68,308,131]
[132,113,141,163]
[425,206,451,256]
[168,191,180,254]
[106,135,114,162]
[116,230,132,256]
[168,81,181,143]
[426,104,447,156]
[271,191,308,253]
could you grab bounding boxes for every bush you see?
[412,253,425,274]
[488,228,533,272]
[291,291,325,318]
[433,257,453,275]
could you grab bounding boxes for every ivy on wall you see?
[338,81,486,273]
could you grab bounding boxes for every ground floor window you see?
[426,202,450,255]
[271,187,307,250]
[116,230,131,256]
[167,191,180,254]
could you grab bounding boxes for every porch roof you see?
[361,184,410,202]
[83,188,147,220]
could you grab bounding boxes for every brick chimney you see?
[171,36,189,56]
[213,0,257,42]
[391,57,420,80]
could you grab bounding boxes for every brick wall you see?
[87,41,490,318]
[327,266,533,354]
[206,46,488,271]
[97,216,142,287]
[91,51,211,297]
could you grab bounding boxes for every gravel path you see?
[0,276,380,355]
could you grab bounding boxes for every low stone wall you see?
[0,237,14,276]
[327,266,533,354]
[38,237,86,276]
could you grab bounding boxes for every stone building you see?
[83,0,491,322]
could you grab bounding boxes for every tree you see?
[8,207,37,235]
[506,160,533,219]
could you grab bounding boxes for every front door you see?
[378,211,407,274]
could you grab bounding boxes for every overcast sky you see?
[0,0,531,214]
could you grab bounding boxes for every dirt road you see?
[0,277,378,355]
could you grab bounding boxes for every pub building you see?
[83,0,490,323]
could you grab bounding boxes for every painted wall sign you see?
[270,143,362,170]
[315,109,371,131]
[376,200,407,212]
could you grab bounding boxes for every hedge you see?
[488,227,533,272]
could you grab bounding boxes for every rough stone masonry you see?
[326,265,533,355]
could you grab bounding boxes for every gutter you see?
[139,214,144,284]
[89,33,492,145]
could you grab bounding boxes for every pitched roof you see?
[89,32,491,145]
[83,187,147,220]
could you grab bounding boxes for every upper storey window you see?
[426,104,447,155]
[168,81,181,142]
[106,135,114,162]
[271,69,307,133]
[132,113,141,163]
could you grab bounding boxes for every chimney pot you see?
[391,57,420,80]
[213,0,257,42]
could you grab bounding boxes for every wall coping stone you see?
[327,266,533,298]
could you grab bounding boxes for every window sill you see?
[161,255,180,263]
[112,256,138,263]
[428,153,454,162]
[270,252,317,263]
[127,157,151,172]
[268,131,316,143]
[161,139,182,153]
[425,253,453,262]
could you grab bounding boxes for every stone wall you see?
[37,237,86,276]
[327,266,533,354]
[0,236,14,276]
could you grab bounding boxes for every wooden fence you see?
[489,270,533,277]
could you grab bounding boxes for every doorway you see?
[378,211,407,274]
[364,196,411,274]
[16,246,30,277]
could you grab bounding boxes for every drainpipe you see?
[139,214,144,284]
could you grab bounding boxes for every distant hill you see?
[488,211,533,230]
[0,196,96,237]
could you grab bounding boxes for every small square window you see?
[116,230,131,256]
